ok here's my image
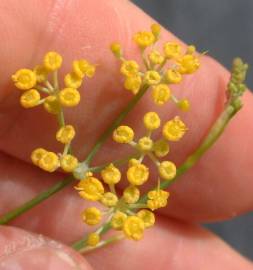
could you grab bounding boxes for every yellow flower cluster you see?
[12,52,95,174]
[110,24,201,111]
[113,111,187,181]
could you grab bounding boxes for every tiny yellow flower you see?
[120,60,139,77]
[128,158,140,168]
[101,163,121,185]
[43,51,62,71]
[76,177,104,201]
[127,164,149,186]
[149,50,164,65]
[110,42,122,58]
[33,65,48,83]
[12,69,37,90]
[178,99,190,112]
[113,125,134,143]
[43,95,61,114]
[138,137,153,152]
[72,60,95,78]
[163,116,187,141]
[152,84,171,105]
[38,152,59,172]
[111,211,127,230]
[31,148,47,166]
[123,185,140,204]
[143,112,161,130]
[133,31,155,48]
[137,210,155,228]
[58,88,80,107]
[147,189,170,210]
[150,23,161,38]
[144,70,161,85]
[82,207,102,225]
[153,139,170,158]
[163,42,181,59]
[166,69,182,84]
[56,125,75,144]
[100,192,118,207]
[64,72,82,89]
[124,75,142,94]
[87,233,100,247]
[20,89,41,108]
[60,154,78,172]
[123,216,145,240]
[177,54,200,74]
[187,45,196,54]
[158,161,177,180]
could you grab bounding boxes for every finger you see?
[86,217,253,270]
[0,226,92,270]
[0,0,253,222]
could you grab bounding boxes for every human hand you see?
[0,0,252,269]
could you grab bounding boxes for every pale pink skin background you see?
[0,0,252,269]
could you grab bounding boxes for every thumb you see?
[0,226,92,270]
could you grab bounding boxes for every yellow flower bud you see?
[187,45,196,54]
[100,192,118,207]
[152,84,171,105]
[144,70,161,85]
[60,154,78,172]
[120,60,139,77]
[123,185,140,204]
[147,189,170,211]
[31,148,47,166]
[20,89,40,108]
[137,210,155,228]
[38,152,59,172]
[123,216,145,240]
[87,233,100,247]
[33,65,48,83]
[111,211,127,230]
[133,31,155,48]
[153,139,170,158]
[124,75,142,94]
[149,50,164,65]
[110,42,122,58]
[72,60,95,78]
[113,125,134,143]
[143,112,161,130]
[75,177,104,201]
[59,88,80,107]
[166,69,182,84]
[128,158,140,168]
[127,164,149,186]
[158,161,177,180]
[137,137,153,152]
[151,23,161,38]
[178,99,190,112]
[101,164,121,185]
[177,54,200,74]
[43,51,62,71]
[163,42,181,59]
[82,207,102,225]
[56,125,75,144]
[43,95,61,114]
[162,116,187,141]
[12,69,36,90]
[64,72,82,89]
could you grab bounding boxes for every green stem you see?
[139,102,239,203]
[84,85,149,165]
[0,176,74,225]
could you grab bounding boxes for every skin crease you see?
[0,0,252,269]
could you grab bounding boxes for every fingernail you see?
[0,247,89,270]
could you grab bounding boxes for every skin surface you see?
[0,0,252,269]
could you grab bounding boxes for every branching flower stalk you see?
[0,24,248,254]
